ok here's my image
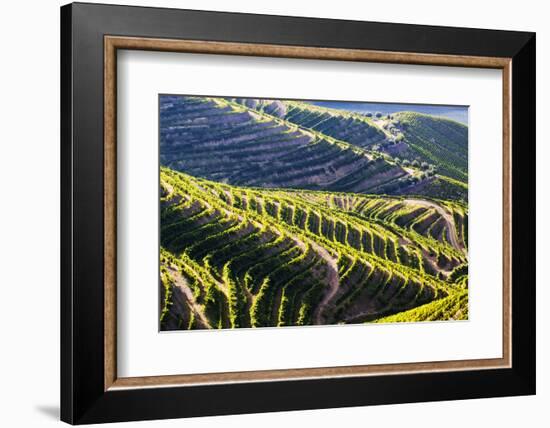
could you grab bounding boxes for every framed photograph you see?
[60,2,536,424]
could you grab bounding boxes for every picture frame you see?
[60,2,536,424]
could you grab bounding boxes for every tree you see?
[420,161,429,170]
[411,159,420,167]
[365,112,373,117]
[375,112,382,118]
[394,157,401,164]
[402,159,410,166]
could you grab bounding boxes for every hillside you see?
[384,111,468,183]
[259,99,386,148]
[231,99,468,184]
[159,168,468,330]
[373,288,468,323]
[160,96,467,202]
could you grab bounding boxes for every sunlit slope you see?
[373,288,468,323]
[390,112,468,183]
[160,168,468,330]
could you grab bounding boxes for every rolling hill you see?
[160,95,468,202]
[160,168,468,330]
[382,111,469,182]
[232,98,468,185]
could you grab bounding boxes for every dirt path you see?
[403,198,463,252]
[162,181,174,195]
[168,267,211,329]
[372,118,392,138]
[311,242,340,325]
[161,180,186,205]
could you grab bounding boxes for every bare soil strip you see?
[168,267,212,329]
[311,241,340,324]
[404,198,463,253]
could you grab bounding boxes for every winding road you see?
[403,198,463,253]
[168,267,212,329]
[311,241,340,325]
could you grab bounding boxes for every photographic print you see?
[159,95,468,331]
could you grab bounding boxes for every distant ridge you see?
[309,100,469,125]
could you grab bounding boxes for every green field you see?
[159,96,469,330]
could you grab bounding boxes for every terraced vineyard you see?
[160,96,468,202]
[387,111,468,182]
[160,169,468,330]
[159,95,469,330]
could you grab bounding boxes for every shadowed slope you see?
[160,95,468,202]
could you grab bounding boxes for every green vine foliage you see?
[159,168,468,330]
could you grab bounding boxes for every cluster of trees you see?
[364,112,390,119]
[375,134,405,150]
[389,111,468,182]
[393,157,437,175]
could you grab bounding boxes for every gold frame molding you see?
[104,35,512,391]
